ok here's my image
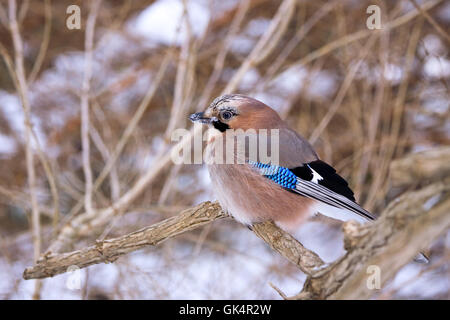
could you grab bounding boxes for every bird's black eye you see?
[220,110,233,121]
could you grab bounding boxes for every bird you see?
[189,93,427,262]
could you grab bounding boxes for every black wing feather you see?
[287,160,426,261]
[290,160,355,202]
[309,160,355,202]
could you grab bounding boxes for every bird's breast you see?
[206,160,315,230]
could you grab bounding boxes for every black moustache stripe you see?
[212,120,229,132]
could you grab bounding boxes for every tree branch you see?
[251,222,325,275]
[24,201,226,279]
[23,201,323,280]
[390,146,450,187]
[8,0,42,299]
[80,0,101,216]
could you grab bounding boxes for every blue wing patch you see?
[248,161,297,189]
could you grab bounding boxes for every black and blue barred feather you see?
[249,161,297,189]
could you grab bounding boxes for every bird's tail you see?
[312,202,429,263]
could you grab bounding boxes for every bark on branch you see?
[390,146,450,187]
[23,201,226,279]
[23,201,323,280]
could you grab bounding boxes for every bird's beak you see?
[189,112,213,124]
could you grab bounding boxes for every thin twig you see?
[8,0,42,300]
[270,0,443,85]
[80,0,102,215]
[28,0,52,84]
[309,34,378,144]
[223,0,297,93]
[254,0,337,93]
[197,0,251,109]
[410,0,450,44]
[47,53,171,253]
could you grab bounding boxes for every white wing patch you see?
[307,165,323,183]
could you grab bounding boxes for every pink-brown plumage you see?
[206,137,315,232]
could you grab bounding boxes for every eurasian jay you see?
[189,94,426,261]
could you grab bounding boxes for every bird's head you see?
[189,94,284,132]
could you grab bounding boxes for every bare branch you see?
[80,0,102,215]
[24,201,227,279]
[164,0,196,139]
[270,0,443,83]
[46,54,172,253]
[390,146,450,187]
[309,34,377,144]
[8,0,41,299]
[410,0,450,44]
[197,0,251,109]
[254,0,337,93]
[223,0,296,93]
[24,201,325,280]
[2,1,60,234]
[27,0,52,84]
[251,221,324,275]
